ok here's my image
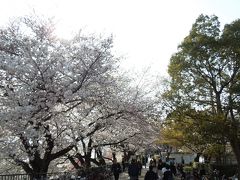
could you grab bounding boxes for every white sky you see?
[0,0,240,77]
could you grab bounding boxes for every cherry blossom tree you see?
[0,16,118,177]
[0,16,161,177]
[64,75,160,169]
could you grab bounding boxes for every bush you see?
[183,166,193,173]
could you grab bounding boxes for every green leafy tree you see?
[165,14,240,176]
[160,108,226,163]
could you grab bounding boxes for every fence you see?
[0,172,67,180]
[0,165,113,180]
[0,174,31,180]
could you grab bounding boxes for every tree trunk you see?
[230,139,240,179]
[95,149,106,166]
[85,153,91,168]
[68,156,81,170]
[30,161,49,180]
[112,152,116,161]
[215,92,223,114]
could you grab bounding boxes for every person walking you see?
[163,165,174,180]
[111,159,122,180]
[128,159,140,180]
[157,159,164,179]
[144,165,158,180]
[137,159,142,176]
[122,156,126,172]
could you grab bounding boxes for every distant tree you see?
[65,76,160,169]
[164,14,240,176]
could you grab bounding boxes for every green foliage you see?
[160,107,226,154]
[162,14,240,162]
[183,166,193,173]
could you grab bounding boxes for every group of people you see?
[111,156,178,180]
[144,158,176,180]
[111,156,213,180]
[111,158,143,180]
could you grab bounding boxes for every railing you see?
[0,165,113,180]
[0,172,67,180]
[0,174,31,180]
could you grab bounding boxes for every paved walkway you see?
[119,168,148,180]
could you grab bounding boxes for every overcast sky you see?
[0,0,240,77]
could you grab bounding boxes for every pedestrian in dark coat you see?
[163,165,174,180]
[111,159,122,180]
[137,160,142,176]
[128,159,140,180]
[144,165,158,180]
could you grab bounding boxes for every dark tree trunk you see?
[29,160,50,180]
[230,139,240,179]
[18,125,74,177]
[68,156,81,170]
[76,153,85,166]
[112,152,116,161]
[17,145,73,178]
[85,153,91,168]
[84,138,93,168]
[95,149,106,166]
